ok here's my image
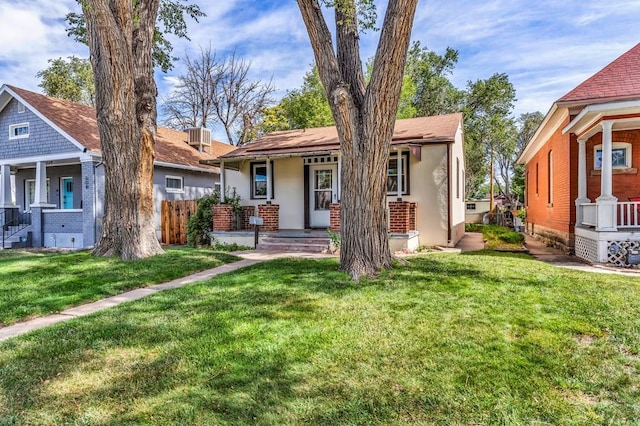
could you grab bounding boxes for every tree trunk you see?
[83,0,164,259]
[297,0,417,280]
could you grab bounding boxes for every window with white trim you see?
[386,152,409,195]
[17,103,25,113]
[251,163,268,199]
[9,123,29,139]
[466,203,476,211]
[594,142,632,169]
[165,176,184,193]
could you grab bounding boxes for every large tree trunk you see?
[297,0,417,280]
[83,0,164,259]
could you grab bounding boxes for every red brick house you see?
[518,43,640,265]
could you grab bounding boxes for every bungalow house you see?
[0,84,234,249]
[518,42,640,265]
[208,113,466,251]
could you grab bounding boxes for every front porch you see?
[569,106,640,265]
[210,200,421,252]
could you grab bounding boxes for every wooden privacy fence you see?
[161,200,197,245]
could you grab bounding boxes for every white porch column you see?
[33,161,51,207]
[219,160,226,200]
[0,165,12,207]
[575,137,590,227]
[396,149,403,199]
[266,157,272,201]
[596,120,617,231]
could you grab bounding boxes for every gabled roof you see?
[2,85,235,171]
[219,113,463,160]
[558,43,640,105]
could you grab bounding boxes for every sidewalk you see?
[0,251,337,343]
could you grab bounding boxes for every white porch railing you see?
[581,203,597,227]
[617,202,640,228]
[579,202,640,228]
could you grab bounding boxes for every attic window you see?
[9,123,29,139]
[17,103,25,113]
[165,176,184,193]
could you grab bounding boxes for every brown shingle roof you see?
[5,85,235,170]
[220,113,462,160]
[558,43,640,105]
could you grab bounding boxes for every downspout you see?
[447,143,452,245]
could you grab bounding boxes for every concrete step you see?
[256,235,331,253]
[255,242,329,253]
[261,237,331,245]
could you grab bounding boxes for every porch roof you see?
[210,113,462,162]
[1,85,235,172]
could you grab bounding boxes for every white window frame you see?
[9,123,29,140]
[25,178,50,207]
[17,103,25,113]
[386,153,408,195]
[594,142,632,170]
[165,175,184,193]
[252,162,268,199]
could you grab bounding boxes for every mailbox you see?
[249,216,263,226]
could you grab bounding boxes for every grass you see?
[1,252,639,424]
[0,248,239,326]
[466,223,526,250]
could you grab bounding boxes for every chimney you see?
[187,127,212,155]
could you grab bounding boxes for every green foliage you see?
[36,56,95,106]
[467,224,524,249]
[65,0,205,73]
[273,66,335,130]
[187,191,220,247]
[222,187,242,212]
[406,41,464,117]
[211,242,252,252]
[326,227,341,250]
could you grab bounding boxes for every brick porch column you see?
[241,206,256,230]
[258,204,279,231]
[330,203,341,232]
[389,201,411,233]
[409,202,417,231]
[212,204,234,231]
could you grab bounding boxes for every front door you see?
[61,177,73,209]
[309,164,337,228]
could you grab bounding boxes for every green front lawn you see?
[1,253,639,424]
[0,248,239,326]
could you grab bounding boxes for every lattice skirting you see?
[575,235,598,263]
[607,240,640,267]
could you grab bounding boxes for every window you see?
[25,179,50,206]
[535,163,539,195]
[466,203,476,211]
[17,103,25,113]
[594,142,632,169]
[548,150,553,205]
[165,176,184,193]
[250,162,274,199]
[387,152,409,195]
[9,123,29,139]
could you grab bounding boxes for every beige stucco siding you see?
[230,157,305,229]
[394,144,449,247]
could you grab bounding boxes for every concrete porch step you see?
[256,236,331,253]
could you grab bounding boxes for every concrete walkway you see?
[0,250,339,342]
[455,232,485,252]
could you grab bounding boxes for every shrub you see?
[187,191,220,247]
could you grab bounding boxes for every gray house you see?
[0,84,234,249]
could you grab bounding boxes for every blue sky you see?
[1,0,639,127]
